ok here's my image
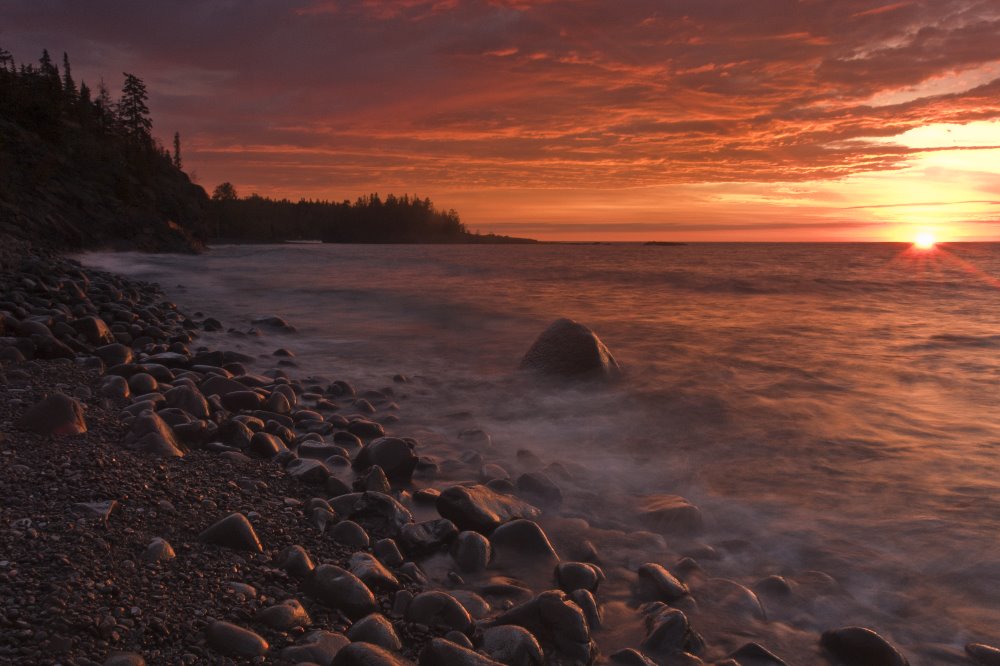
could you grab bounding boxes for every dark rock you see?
[480,625,545,666]
[128,372,158,395]
[222,389,265,412]
[399,518,459,556]
[141,537,175,563]
[353,437,419,482]
[95,343,133,366]
[217,419,254,449]
[257,599,311,630]
[638,495,704,535]
[305,564,378,620]
[199,513,263,552]
[437,484,541,534]
[328,492,413,539]
[519,318,621,381]
[967,644,1000,666]
[248,431,287,459]
[636,563,689,602]
[103,653,147,666]
[405,591,473,633]
[201,374,250,397]
[286,457,331,484]
[728,642,788,665]
[419,639,504,666]
[640,605,703,659]
[609,649,657,666]
[299,441,349,459]
[556,562,604,593]
[349,551,400,591]
[347,613,402,651]
[516,472,563,506]
[206,620,269,658]
[124,410,185,457]
[493,590,594,665]
[333,642,410,666]
[698,578,766,622]
[276,545,315,578]
[570,589,602,630]
[163,384,209,418]
[452,530,491,573]
[347,419,385,439]
[18,392,86,436]
[820,627,909,666]
[490,519,560,567]
[281,630,350,665]
[331,520,371,548]
[373,538,405,567]
[356,465,392,494]
[252,315,296,332]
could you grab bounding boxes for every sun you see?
[913,232,936,249]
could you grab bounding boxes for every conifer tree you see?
[172,131,182,169]
[62,52,75,95]
[0,46,12,72]
[118,72,152,141]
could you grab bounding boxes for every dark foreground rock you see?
[519,318,622,381]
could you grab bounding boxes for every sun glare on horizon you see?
[914,232,936,249]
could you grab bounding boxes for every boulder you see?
[399,518,458,556]
[256,599,311,630]
[305,564,377,619]
[332,642,410,665]
[419,639,504,666]
[124,410,185,457]
[405,591,473,633]
[437,484,540,534]
[205,621,268,658]
[480,625,545,666]
[637,495,704,535]
[452,530,492,573]
[556,562,604,594]
[635,563,689,602]
[353,437,418,482]
[493,590,595,665]
[820,627,909,666]
[519,318,621,380]
[328,492,413,539]
[281,630,350,665]
[639,605,704,659]
[490,519,560,567]
[346,614,402,651]
[967,643,1000,666]
[349,551,400,591]
[199,513,263,552]
[18,392,86,436]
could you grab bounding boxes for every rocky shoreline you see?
[1,248,998,666]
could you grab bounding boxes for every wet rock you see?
[276,545,315,578]
[698,578,766,622]
[405,591,473,633]
[333,642,410,666]
[201,374,250,397]
[480,463,510,483]
[331,520,371,548]
[493,590,594,665]
[570,589,602,630]
[100,375,130,399]
[163,384,209,418]
[199,513,263,552]
[349,551,400,591]
[347,613,402,651]
[328,492,414,539]
[640,605,704,659]
[399,518,459,556]
[221,389,265,412]
[516,472,563,506]
[373,538,405,567]
[128,372,158,395]
[609,648,657,666]
[519,318,622,381]
[103,653,147,666]
[281,630,350,665]
[299,441,350,459]
[556,562,604,593]
[18,392,86,436]
[257,598,311,630]
[217,419,254,449]
[353,437,419,482]
[820,627,909,666]
[347,419,385,440]
[206,620,269,658]
[638,495,704,535]
[491,519,560,567]
[728,642,788,665]
[95,343,133,366]
[286,457,331,484]
[264,390,292,414]
[141,537,175,563]
[419,638,504,666]
[124,410,185,457]
[253,315,296,332]
[437,484,541,534]
[636,563,689,602]
[248,431,287,458]
[450,590,492,620]
[305,564,378,619]
[967,644,1000,666]
[480,625,545,666]
[356,465,392,494]
[452,530,491,573]
[753,575,793,598]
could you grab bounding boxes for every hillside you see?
[0,49,209,252]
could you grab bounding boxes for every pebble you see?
[198,513,263,552]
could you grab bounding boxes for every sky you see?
[4,0,1000,241]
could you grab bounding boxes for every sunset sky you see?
[4,0,1000,240]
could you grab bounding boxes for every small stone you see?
[305,564,378,620]
[490,519,559,568]
[206,620,269,657]
[349,551,400,591]
[346,613,402,651]
[331,520,370,548]
[556,562,604,593]
[256,599,311,630]
[199,513,263,552]
[276,545,315,578]
[141,538,175,563]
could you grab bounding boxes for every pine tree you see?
[0,46,12,72]
[62,52,75,95]
[118,72,152,141]
[95,78,115,130]
[172,131,182,169]
[79,81,91,105]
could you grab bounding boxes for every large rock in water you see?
[520,318,622,381]
[437,484,540,534]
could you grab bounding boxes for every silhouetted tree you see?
[118,72,152,141]
[212,182,238,201]
[61,52,74,95]
[173,132,182,169]
[0,46,13,72]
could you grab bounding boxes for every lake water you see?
[83,243,1000,664]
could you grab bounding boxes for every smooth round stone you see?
[128,372,158,395]
[103,653,146,666]
[516,471,563,506]
[556,562,604,593]
[519,317,621,380]
[164,384,209,418]
[636,563,689,602]
[248,431,287,458]
[299,441,349,459]
[452,530,491,573]
[967,643,1000,666]
[697,578,766,622]
[480,463,510,482]
[100,375,130,399]
[637,495,704,535]
[198,513,263,552]
[257,599,311,630]
[346,613,402,651]
[373,538,405,567]
[493,590,594,664]
[18,392,87,436]
[436,484,541,534]
[347,419,385,440]
[221,389,265,412]
[609,648,657,666]
[141,537,175,563]
[206,621,269,657]
[570,588,602,630]
[419,638,504,666]
[305,564,377,619]
[353,437,419,482]
[490,519,559,567]
[331,520,371,548]
[332,642,408,666]
[286,457,331,485]
[640,606,702,658]
[820,627,909,666]
[277,545,316,578]
[327,491,413,539]
[349,551,400,591]
[449,590,492,620]
[399,518,458,556]
[405,591,473,633]
[281,630,350,664]
[480,625,545,666]
[728,642,788,665]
